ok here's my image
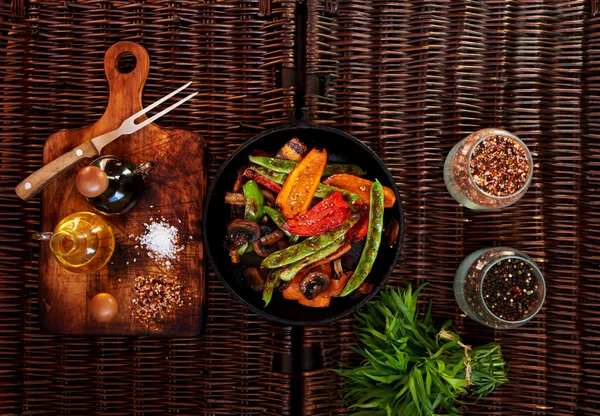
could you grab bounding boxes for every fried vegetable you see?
[262,269,281,306]
[347,206,369,242]
[243,180,264,223]
[262,213,360,269]
[279,236,346,282]
[225,192,246,206]
[276,147,327,218]
[249,155,366,177]
[282,191,351,237]
[243,267,265,292]
[276,137,308,161]
[323,174,397,208]
[310,240,351,270]
[283,264,352,308]
[299,271,330,300]
[339,180,384,297]
[225,219,261,251]
[242,169,282,193]
[263,206,300,243]
[247,165,361,204]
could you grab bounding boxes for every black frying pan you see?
[203,112,404,325]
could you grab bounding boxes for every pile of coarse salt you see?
[132,218,185,269]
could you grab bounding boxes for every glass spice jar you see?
[444,128,533,210]
[454,247,546,329]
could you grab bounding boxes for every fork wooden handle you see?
[15,141,98,201]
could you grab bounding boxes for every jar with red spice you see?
[454,247,546,329]
[444,128,533,210]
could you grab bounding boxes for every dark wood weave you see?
[303,0,599,415]
[0,1,296,414]
[1,0,599,415]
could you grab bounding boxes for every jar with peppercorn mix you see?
[454,247,546,329]
[444,128,533,210]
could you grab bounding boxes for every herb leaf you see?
[335,284,508,415]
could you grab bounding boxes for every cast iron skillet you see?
[203,112,404,325]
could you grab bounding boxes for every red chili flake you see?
[470,135,530,197]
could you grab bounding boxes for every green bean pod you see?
[338,180,384,297]
[262,269,281,306]
[249,156,366,177]
[261,213,360,269]
[243,180,264,222]
[263,206,299,243]
[247,165,361,204]
[279,236,347,282]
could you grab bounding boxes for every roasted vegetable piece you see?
[299,271,330,299]
[243,180,264,223]
[249,155,366,177]
[282,191,351,237]
[262,213,360,269]
[283,265,351,308]
[247,165,361,204]
[243,267,265,291]
[282,264,332,301]
[347,207,369,242]
[242,169,282,193]
[225,192,246,206]
[262,269,281,306]
[276,147,327,218]
[279,236,346,281]
[323,174,396,208]
[263,206,300,243]
[276,137,308,161]
[310,241,351,270]
[339,180,384,297]
[225,219,261,251]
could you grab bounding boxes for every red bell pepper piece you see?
[282,191,351,237]
[252,149,273,157]
[347,208,369,242]
[242,169,282,193]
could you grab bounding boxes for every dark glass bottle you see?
[87,155,153,215]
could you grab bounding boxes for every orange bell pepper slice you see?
[275,147,327,218]
[322,174,396,208]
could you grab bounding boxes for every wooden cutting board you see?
[39,41,205,336]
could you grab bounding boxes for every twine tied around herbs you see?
[438,329,472,387]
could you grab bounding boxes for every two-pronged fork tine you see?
[122,81,197,133]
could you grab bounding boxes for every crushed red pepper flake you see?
[130,274,184,327]
[470,135,530,197]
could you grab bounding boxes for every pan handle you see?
[288,108,311,125]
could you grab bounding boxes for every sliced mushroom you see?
[299,272,331,300]
[351,282,374,299]
[225,192,246,205]
[275,239,289,250]
[252,240,276,257]
[261,189,276,207]
[242,267,264,292]
[260,229,284,246]
[225,219,261,251]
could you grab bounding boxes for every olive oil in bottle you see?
[35,212,115,274]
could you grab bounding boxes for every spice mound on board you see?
[470,135,530,197]
[130,274,184,327]
[134,218,185,269]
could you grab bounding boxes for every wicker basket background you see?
[0,0,598,414]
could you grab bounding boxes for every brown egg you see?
[89,293,118,323]
[76,166,109,198]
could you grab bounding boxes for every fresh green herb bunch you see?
[335,284,507,415]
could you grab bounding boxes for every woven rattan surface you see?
[0,0,598,415]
